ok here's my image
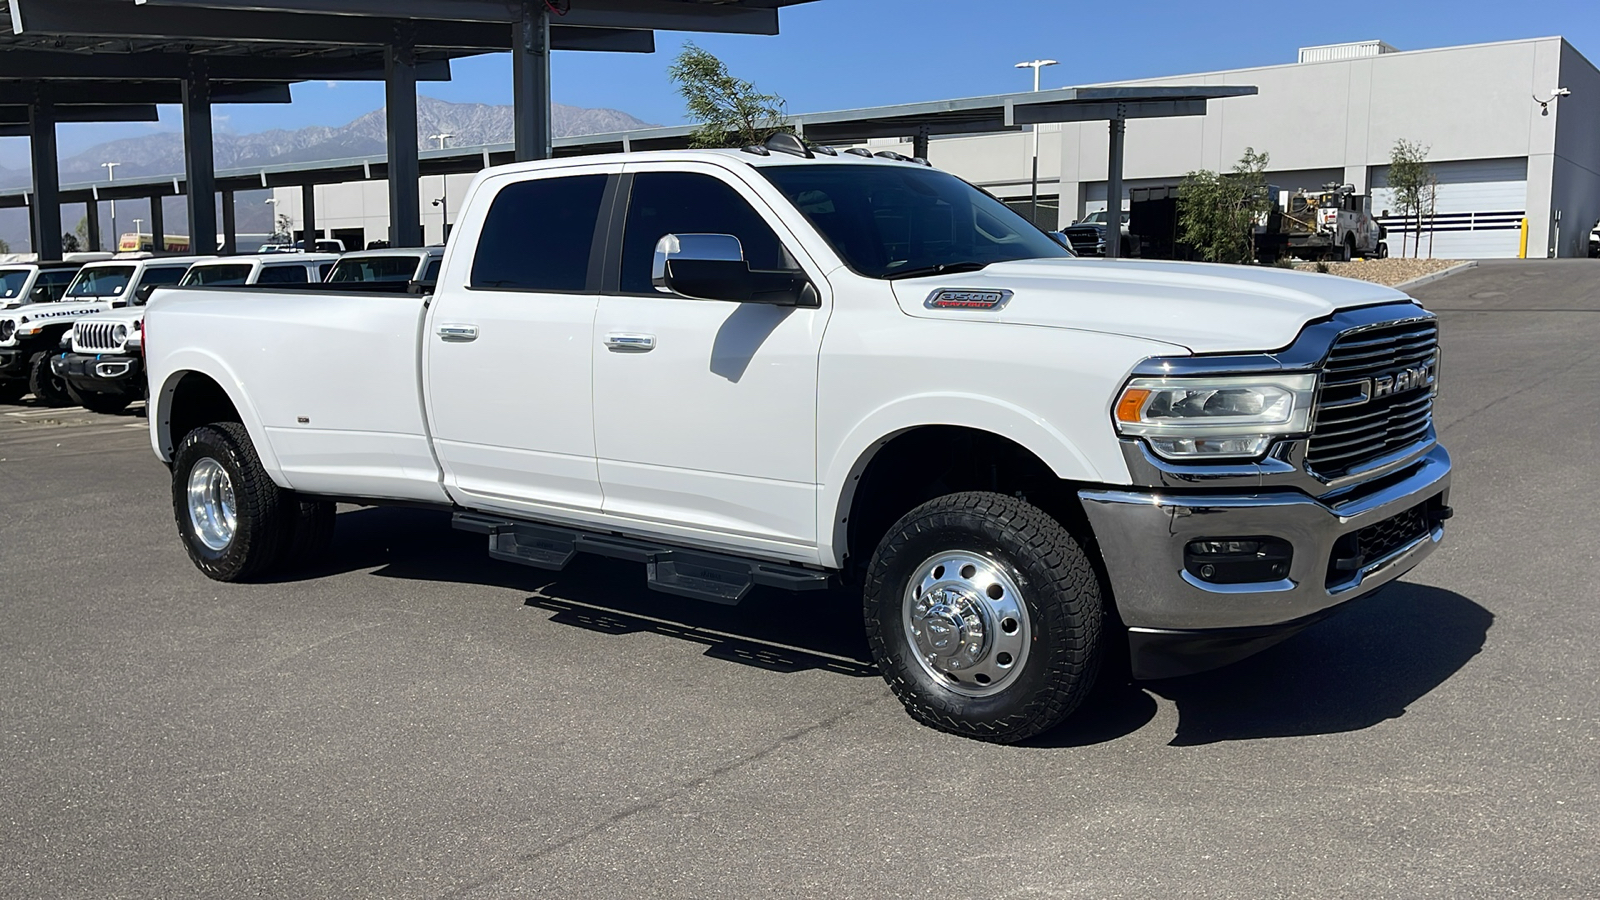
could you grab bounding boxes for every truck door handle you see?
[438,324,479,342]
[604,333,656,352]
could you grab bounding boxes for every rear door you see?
[590,163,829,556]
[424,163,619,520]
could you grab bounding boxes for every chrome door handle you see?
[438,324,479,342]
[604,332,656,352]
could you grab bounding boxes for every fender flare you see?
[151,348,286,486]
[817,392,1108,567]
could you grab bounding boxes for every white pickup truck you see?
[145,138,1451,743]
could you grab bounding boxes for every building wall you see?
[275,172,472,248]
[1555,40,1600,257]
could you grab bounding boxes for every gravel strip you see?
[1290,257,1466,287]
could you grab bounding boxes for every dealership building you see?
[281,35,1600,259]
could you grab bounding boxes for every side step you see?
[453,512,832,605]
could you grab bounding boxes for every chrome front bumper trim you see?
[1080,444,1451,631]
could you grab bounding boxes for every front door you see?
[425,165,617,521]
[591,164,829,558]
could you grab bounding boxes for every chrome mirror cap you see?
[651,233,745,293]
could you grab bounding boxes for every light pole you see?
[1014,59,1058,226]
[101,162,120,250]
[132,217,143,250]
[429,134,454,243]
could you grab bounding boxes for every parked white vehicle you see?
[57,254,338,413]
[144,139,1451,742]
[0,254,209,406]
[324,246,444,286]
[0,261,83,311]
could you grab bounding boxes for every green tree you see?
[74,215,90,250]
[1388,139,1432,258]
[1177,148,1274,264]
[0,237,11,255]
[668,42,789,149]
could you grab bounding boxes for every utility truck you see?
[143,136,1451,743]
[1283,184,1386,261]
[0,254,207,405]
[57,254,337,413]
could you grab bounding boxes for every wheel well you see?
[842,426,1093,577]
[164,371,241,453]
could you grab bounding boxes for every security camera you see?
[1553,87,1572,97]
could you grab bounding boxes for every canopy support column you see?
[85,200,101,251]
[150,195,165,253]
[28,95,61,260]
[221,189,237,255]
[385,25,422,247]
[300,184,316,246]
[512,1,552,162]
[182,59,216,255]
[912,127,929,161]
[1104,115,1126,260]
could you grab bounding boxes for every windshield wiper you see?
[882,261,991,281]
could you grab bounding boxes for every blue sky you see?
[25,0,1600,162]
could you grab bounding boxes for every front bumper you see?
[52,352,144,395]
[1080,444,1451,678]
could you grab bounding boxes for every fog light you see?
[1184,537,1293,585]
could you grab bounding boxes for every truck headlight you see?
[113,324,128,343]
[1114,373,1317,460]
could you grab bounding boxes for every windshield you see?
[327,255,421,283]
[759,164,1069,279]
[65,265,137,299]
[0,269,29,300]
[182,263,253,286]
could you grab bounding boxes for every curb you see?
[1394,260,1478,291]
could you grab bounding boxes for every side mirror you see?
[133,283,159,306]
[652,233,814,307]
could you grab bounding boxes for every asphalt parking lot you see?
[2,259,1597,898]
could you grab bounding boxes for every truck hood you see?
[889,258,1413,354]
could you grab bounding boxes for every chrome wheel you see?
[186,457,237,552]
[903,551,1031,698]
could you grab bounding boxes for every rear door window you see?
[181,264,252,286]
[257,265,309,284]
[470,174,608,292]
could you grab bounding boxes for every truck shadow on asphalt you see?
[310,507,1493,748]
[1032,583,1495,747]
[304,506,878,679]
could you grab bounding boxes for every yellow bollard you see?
[1519,217,1529,259]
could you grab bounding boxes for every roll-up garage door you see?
[1371,158,1527,259]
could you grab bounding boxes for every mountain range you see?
[0,97,656,251]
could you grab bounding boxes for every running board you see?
[453,512,832,605]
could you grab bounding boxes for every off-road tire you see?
[28,351,73,407]
[278,496,337,571]
[171,422,287,582]
[863,491,1104,743]
[66,383,132,415]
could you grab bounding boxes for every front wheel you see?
[863,492,1104,743]
[28,351,73,407]
[171,422,287,582]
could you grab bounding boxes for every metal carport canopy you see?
[3,0,814,254]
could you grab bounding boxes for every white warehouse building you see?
[280,35,1600,259]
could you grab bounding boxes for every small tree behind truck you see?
[1283,184,1387,261]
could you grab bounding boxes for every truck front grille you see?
[1307,318,1438,478]
[75,321,122,352]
